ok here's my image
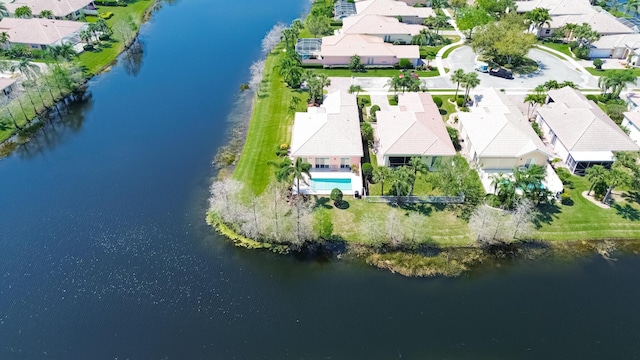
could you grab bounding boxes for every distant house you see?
[4,0,97,20]
[340,14,425,44]
[0,18,88,50]
[376,92,456,168]
[334,0,357,20]
[317,33,420,67]
[516,0,634,38]
[622,112,640,145]
[458,88,562,193]
[589,33,640,59]
[354,0,435,24]
[290,91,364,195]
[626,92,640,111]
[0,77,17,97]
[535,87,639,175]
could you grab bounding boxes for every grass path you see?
[233,48,308,194]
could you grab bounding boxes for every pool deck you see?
[296,170,363,195]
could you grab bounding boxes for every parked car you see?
[489,67,513,79]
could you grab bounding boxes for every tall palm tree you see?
[451,69,465,101]
[80,29,92,45]
[411,28,436,46]
[348,84,363,97]
[385,76,402,95]
[268,157,312,195]
[496,178,517,209]
[15,59,41,114]
[389,166,413,197]
[524,90,546,119]
[0,32,9,50]
[14,6,32,18]
[372,166,393,195]
[514,164,546,203]
[525,7,552,37]
[408,157,428,196]
[462,72,480,102]
[48,43,77,62]
[586,164,607,195]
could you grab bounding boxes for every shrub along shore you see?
[209,1,640,277]
[0,0,156,148]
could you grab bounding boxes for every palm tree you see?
[372,166,393,195]
[433,14,449,36]
[80,29,92,45]
[14,6,32,18]
[39,9,53,18]
[411,28,436,46]
[348,84,363,97]
[462,72,480,102]
[385,76,402,95]
[496,178,518,209]
[268,157,312,195]
[514,164,546,203]
[525,7,552,37]
[0,2,6,16]
[586,164,607,195]
[389,166,413,197]
[15,59,42,114]
[48,43,77,62]
[0,32,9,50]
[625,0,639,16]
[408,156,428,195]
[282,28,296,49]
[524,90,546,119]
[451,69,465,101]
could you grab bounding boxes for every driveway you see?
[446,46,599,89]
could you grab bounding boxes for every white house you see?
[0,18,88,50]
[290,91,364,195]
[458,88,562,193]
[340,14,425,44]
[355,0,435,24]
[318,33,420,67]
[535,87,639,175]
[375,92,456,168]
[4,0,98,20]
[0,77,16,97]
[590,33,640,59]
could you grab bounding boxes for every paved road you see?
[446,46,599,89]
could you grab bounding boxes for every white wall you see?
[622,117,640,145]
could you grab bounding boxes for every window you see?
[340,158,350,169]
[525,158,536,168]
[315,158,329,169]
[544,29,551,35]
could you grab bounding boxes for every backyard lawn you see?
[534,174,640,241]
[76,0,153,75]
[233,47,309,194]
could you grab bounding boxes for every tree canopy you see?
[472,14,536,66]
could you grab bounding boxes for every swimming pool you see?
[310,178,352,192]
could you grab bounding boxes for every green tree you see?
[457,7,493,38]
[349,55,365,72]
[282,28,296,49]
[514,164,547,204]
[80,29,93,45]
[451,68,465,100]
[312,208,333,239]
[412,28,436,46]
[430,0,448,10]
[472,14,536,65]
[372,166,393,195]
[306,15,331,38]
[461,71,480,101]
[423,49,436,68]
[38,9,53,18]
[348,84,363,96]
[625,0,639,16]
[496,178,518,209]
[586,164,607,195]
[279,51,303,88]
[14,6,32,18]
[572,22,600,47]
[0,32,9,50]
[476,0,516,18]
[48,43,77,62]
[385,75,402,94]
[600,70,636,98]
[304,72,331,104]
[390,166,414,197]
[268,157,312,195]
[525,7,552,37]
[361,122,374,145]
[450,0,467,16]
[408,156,428,196]
[524,87,546,118]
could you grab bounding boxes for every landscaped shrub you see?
[573,46,590,60]
[94,0,117,5]
[99,12,113,19]
[99,34,111,41]
[398,58,413,69]
[275,144,288,157]
[561,192,573,205]
[593,58,604,70]
[432,96,443,108]
[456,97,464,107]
[369,104,380,121]
[531,122,543,138]
[362,163,373,181]
[83,44,95,51]
[460,106,470,112]
[555,167,574,189]
[330,188,344,207]
[586,94,598,102]
[568,41,579,50]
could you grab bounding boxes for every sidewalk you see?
[534,44,591,75]
[435,8,465,77]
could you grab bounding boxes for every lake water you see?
[1,0,640,358]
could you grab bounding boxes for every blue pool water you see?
[311,178,352,191]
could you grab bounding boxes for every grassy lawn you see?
[435,94,457,121]
[534,174,640,241]
[314,196,474,246]
[442,44,464,59]
[233,48,309,194]
[538,41,573,58]
[76,0,153,76]
[585,67,640,77]
[306,67,440,78]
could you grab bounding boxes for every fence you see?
[364,195,465,204]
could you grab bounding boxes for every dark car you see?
[489,67,514,79]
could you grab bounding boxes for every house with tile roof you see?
[355,0,435,24]
[458,88,562,193]
[0,18,88,50]
[318,33,420,67]
[376,92,456,168]
[290,91,364,195]
[535,87,639,175]
[4,0,97,20]
[340,14,425,44]
[0,77,17,97]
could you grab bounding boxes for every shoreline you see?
[0,0,157,151]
